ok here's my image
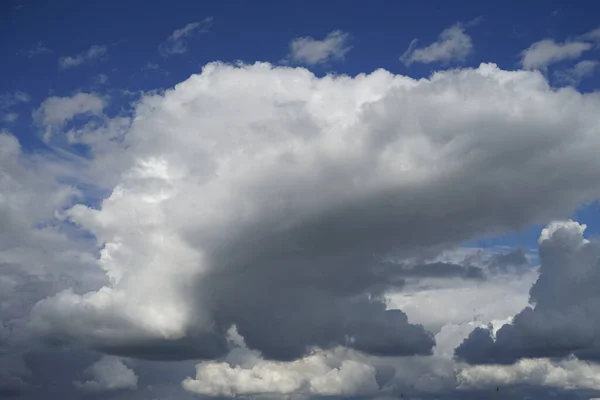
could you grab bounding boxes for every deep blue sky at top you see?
[1,0,600,247]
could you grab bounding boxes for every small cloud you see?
[158,18,213,57]
[58,45,108,70]
[400,23,473,66]
[520,39,591,70]
[92,74,109,85]
[554,60,600,85]
[580,27,600,42]
[0,91,30,110]
[73,356,137,393]
[13,91,30,103]
[33,93,106,141]
[19,42,53,58]
[143,63,159,70]
[3,113,19,123]
[287,30,352,65]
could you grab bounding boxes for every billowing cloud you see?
[400,23,473,66]
[455,220,600,365]
[73,356,138,393]
[158,18,213,57]
[520,39,591,70]
[183,327,380,397]
[58,45,107,70]
[288,30,351,65]
[21,62,600,372]
[458,356,600,391]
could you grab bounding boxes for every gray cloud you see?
[455,220,600,365]
[3,58,600,399]
[24,62,600,368]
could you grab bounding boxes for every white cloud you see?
[58,45,107,70]
[288,30,351,65]
[73,356,138,392]
[183,328,379,397]
[401,23,473,66]
[458,357,600,391]
[26,62,600,368]
[520,39,591,69]
[33,93,106,142]
[33,93,105,127]
[555,60,599,85]
[158,18,213,57]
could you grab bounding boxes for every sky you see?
[2,0,600,399]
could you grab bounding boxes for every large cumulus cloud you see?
[23,61,600,367]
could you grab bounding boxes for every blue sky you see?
[3,1,600,399]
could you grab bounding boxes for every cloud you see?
[458,356,600,391]
[158,18,213,57]
[33,93,106,143]
[520,39,591,69]
[400,23,473,66]
[19,42,52,58]
[2,113,18,123]
[93,73,109,85]
[0,92,29,125]
[73,356,138,393]
[183,327,380,397]
[455,220,600,365]
[555,60,600,85]
[288,30,351,65]
[581,27,600,42]
[58,45,107,70]
[22,61,600,370]
[0,91,30,110]
[33,93,106,137]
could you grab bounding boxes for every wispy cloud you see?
[92,74,109,86]
[158,18,213,57]
[0,91,30,110]
[554,60,600,85]
[580,26,600,42]
[19,42,52,58]
[3,113,19,123]
[401,22,473,66]
[58,45,108,70]
[287,30,352,65]
[520,39,591,70]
